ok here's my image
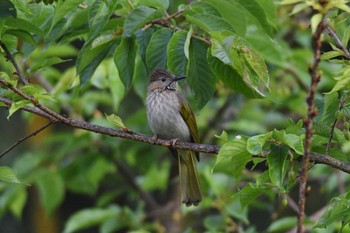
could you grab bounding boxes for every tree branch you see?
[297,18,326,233]
[324,20,350,60]
[141,10,211,45]
[0,121,53,159]
[0,40,30,85]
[1,96,350,174]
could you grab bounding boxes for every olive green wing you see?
[178,93,200,160]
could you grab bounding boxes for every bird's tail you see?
[178,150,202,206]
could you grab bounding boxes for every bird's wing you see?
[178,93,200,160]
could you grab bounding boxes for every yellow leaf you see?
[310,13,323,34]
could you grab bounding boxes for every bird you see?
[146,68,202,207]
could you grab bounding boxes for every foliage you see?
[1,0,350,232]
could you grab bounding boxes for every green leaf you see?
[0,166,21,184]
[273,130,304,155]
[86,0,119,44]
[167,30,188,75]
[190,1,221,16]
[0,72,17,86]
[321,50,344,60]
[123,6,163,37]
[0,1,16,18]
[4,29,36,45]
[53,0,85,26]
[246,132,272,155]
[235,183,265,207]
[315,193,350,229]
[210,31,269,98]
[311,13,323,34]
[279,0,304,4]
[267,144,289,189]
[213,137,252,178]
[77,38,118,86]
[29,57,70,73]
[267,217,297,233]
[132,0,169,9]
[114,38,137,91]
[235,0,274,35]
[327,68,350,94]
[8,100,32,119]
[9,186,27,218]
[63,206,120,233]
[187,39,216,109]
[316,92,339,125]
[133,53,148,99]
[105,114,126,129]
[36,169,65,214]
[255,0,276,28]
[246,31,286,67]
[186,14,233,33]
[208,53,262,98]
[203,0,246,36]
[106,59,125,110]
[184,27,192,60]
[86,158,116,192]
[336,3,350,14]
[342,27,350,48]
[135,28,155,62]
[146,28,173,71]
[215,131,229,145]
[4,17,44,36]
[21,84,46,95]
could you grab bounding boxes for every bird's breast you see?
[146,91,190,141]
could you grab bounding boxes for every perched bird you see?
[146,68,202,206]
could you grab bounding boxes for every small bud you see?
[282,197,288,207]
[345,131,350,141]
[335,110,343,120]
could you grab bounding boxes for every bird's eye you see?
[161,78,166,82]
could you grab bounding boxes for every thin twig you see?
[326,95,346,156]
[0,40,29,85]
[141,10,211,45]
[142,9,185,30]
[326,117,338,156]
[297,18,326,233]
[0,121,53,159]
[286,194,299,214]
[324,19,350,60]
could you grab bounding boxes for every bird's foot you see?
[151,134,159,143]
[168,138,178,147]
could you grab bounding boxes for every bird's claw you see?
[151,134,158,143]
[168,138,178,147]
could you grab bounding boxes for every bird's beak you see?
[174,75,187,82]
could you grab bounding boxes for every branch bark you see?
[1,96,350,174]
[297,18,326,233]
[0,40,30,85]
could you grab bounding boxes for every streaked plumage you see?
[146,68,202,206]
